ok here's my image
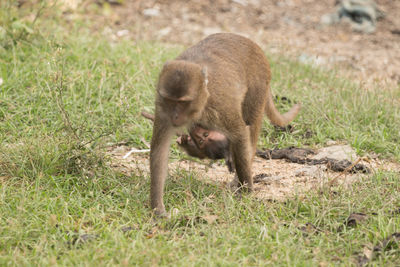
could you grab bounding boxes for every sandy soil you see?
[95,0,400,87]
[106,144,399,201]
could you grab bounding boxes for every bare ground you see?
[94,0,400,87]
[107,145,399,201]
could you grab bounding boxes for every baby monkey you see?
[141,111,234,172]
[179,125,234,172]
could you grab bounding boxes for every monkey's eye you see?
[199,139,204,145]
[203,132,209,137]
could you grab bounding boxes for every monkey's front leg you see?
[150,115,174,217]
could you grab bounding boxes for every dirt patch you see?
[94,0,400,87]
[106,144,399,201]
[256,146,370,173]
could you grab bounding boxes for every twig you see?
[31,1,47,27]
[140,137,150,149]
[54,62,79,140]
[78,131,113,150]
[16,0,47,41]
[123,148,151,159]
[328,157,362,187]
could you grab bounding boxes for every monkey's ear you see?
[201,66,208,86]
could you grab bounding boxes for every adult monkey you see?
[150,33,300,216]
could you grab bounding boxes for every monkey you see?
[176,133,208,159]
[185,124,234,172]
[176,127,234,171]
[150,33,301,216]
[142,111,234,172]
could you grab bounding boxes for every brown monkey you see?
[150,33,301,216]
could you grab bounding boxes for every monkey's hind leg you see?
[230,126,254,191]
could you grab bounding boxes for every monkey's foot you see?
[152,207,180,219]
[229,178,254,196]
[229,175,254,192]
[152,207,169,218]
[228,176,242,194]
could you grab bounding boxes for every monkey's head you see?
[157,60,209,127]
[189,127,229,160]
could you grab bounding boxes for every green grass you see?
[0,3,399,266]
[265,57,400,158]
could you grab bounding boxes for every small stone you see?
[232,0,248,6]
[116,29,129,37]
[158,27,171,37]
[143,8,160,17]
[326,140,336,146]
[295,165,326,177]
[298,53,327,67]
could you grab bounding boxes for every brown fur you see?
[150,33,300,216]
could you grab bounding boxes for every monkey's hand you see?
[176,134,207,159]
[176,134,191,145]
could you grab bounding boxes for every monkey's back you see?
[178,33,271,129]
[179,33,267,67]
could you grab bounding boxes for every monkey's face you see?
[158,98,197,127]
[190,128,229,160]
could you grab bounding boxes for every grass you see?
[0,2,399,266]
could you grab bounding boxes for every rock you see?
[158,27,171,37]
[312,145,357,161]
[325,140,337,146]
[232,0,248,6]
[142,8,160,17]
[254,174,284,184]
[320,13,340,25]
[298,53,327,67]
[116,29,129,37]
[321,0,385,33]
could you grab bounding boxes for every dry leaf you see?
[146,227,158,239]
[49,214,57,226]
[362,245,373,260]
[201,214,218,224]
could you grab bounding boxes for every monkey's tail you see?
[265,91,301,127]
[141,111,155,121]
